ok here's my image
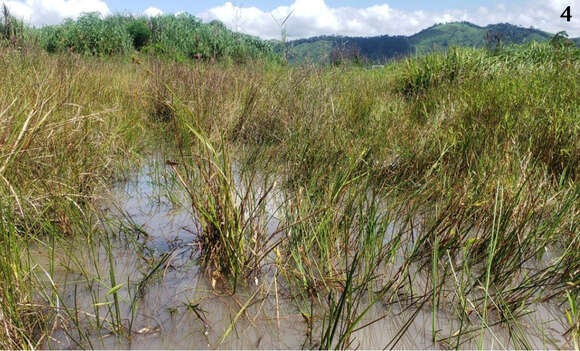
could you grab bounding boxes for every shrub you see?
[127,19,151,50]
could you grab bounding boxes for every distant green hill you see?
[409,22,553,54]
[283,22,577,64]
[282,39,334,64]
[282,35,411,64]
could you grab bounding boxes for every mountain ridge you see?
[280,21,579,64]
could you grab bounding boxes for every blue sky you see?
[2,0,578,38]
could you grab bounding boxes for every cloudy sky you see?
[1,0,579,38]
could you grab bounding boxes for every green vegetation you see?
[409,22,553,54]
[1,4,29,47]
[39,13,133,55]
[284,39,334,65]
[284,21,579,64]
[127,19,151,50]
[409,22,488,54]
[283,35,411,64]
[2,9,276,62]
[0,15,579,349]
[3,6,577,66]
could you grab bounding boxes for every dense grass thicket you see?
[0,35,579,349]
[1,9,276,62]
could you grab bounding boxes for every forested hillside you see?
[283,21,577,64]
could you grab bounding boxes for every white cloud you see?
[199,0,580,39]
[1,0,110,26]
[143,6,162,17]
[1,0,577,38]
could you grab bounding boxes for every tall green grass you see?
[30,12,276,62]
[159,41,579,348]
[0,47,153,348]
[1,4,276,62]
[0,41,578,348]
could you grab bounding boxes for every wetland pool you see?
[32,159,570,349]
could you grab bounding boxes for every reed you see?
[0,40,578,348]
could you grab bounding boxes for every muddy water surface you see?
[34,160,306,349]
[33,160,570,349]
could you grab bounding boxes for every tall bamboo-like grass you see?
[28,12,277,62]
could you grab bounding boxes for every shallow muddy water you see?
[33,160,306,349]
[32,159,571,349]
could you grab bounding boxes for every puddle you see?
[32,159,571,349]
[33,159,305,349]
